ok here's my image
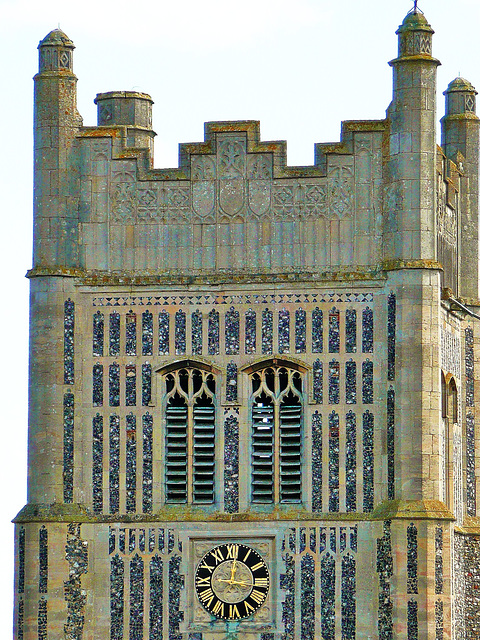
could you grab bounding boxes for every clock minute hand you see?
[230,558,237,581]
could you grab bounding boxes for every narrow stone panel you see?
[130,555,144,640]
[301,555,315,640]
[407,523,418,594]
[142,310,153,356]
[110,312,120,356]
[63,392,75,503]
[158,311,169,355]
[126,311,137,356]
[208,310,219,355]
[328,412,340,512]
[387,388,395,500]
[191,310,202,355]
[312,308,323,353]
[143,414,153,513]
[110,555,124,640]
[363,411,374,512]
[224,414,239,514]
[64,299,75,384]
[39,527,48,594]
[312,411,322,512]
[262,309,273,354]
[342,554,356,639]
[109,416,120,513]
[245,309,256,354]
[126,414,137,513]
[93,310,104,356]
[387,294,396,381]
[149,555,163,640]
[93,414,103,513]
[345,411,357,512]
[346,309,357,353]
[313,359,323,404]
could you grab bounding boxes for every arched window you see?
[441,373,458,424]
[440,372,459,511]
[250,366,303,504]
[448,378,458,424]
[441,372,447,419]
[164,367,216,504]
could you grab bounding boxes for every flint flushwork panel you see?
[224,413,239,514]
[39,527,48,594]
[280,526,357,640]
[441,326,461,379]
[109,529,184,640]
[38,598,47,640]
[84,295,379,513]
[466,412,476,516]
[18,527,25,595]
[377,521,393,640]
[64,299,75,384]
[465,327,474,407]
[63,392,75,503]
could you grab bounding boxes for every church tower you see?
[13,8,480,640]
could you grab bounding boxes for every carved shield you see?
[219,178,245,217]
[248,180,271,217]
[192,181,215,220]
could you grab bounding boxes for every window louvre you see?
[252,399,274,502]
[193,403,215,502]
[164,368,216,504]
[165,403,188,503]
[279,399,302,502]
[251,367,303,504]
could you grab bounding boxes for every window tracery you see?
[250,366,303,503]
[164,367,216,504]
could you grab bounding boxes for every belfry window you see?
[441,374,458,424]
[251,366,303,503]
[164,367,216,504]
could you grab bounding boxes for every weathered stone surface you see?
[14,8,480,640]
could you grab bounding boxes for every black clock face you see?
[195,542,270,620]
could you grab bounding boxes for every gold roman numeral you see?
[229,604,240,619]
[198,588,215,607]
[242,548,252,562]
[250,561,264,572]
[244,601,255,614]
[195,575,210,587]
[212,600,224,616]
[254,577,269,588]
[226,544,239,559]
[250,589,265,604]
[199,560,214,573]
[211,547,224,564]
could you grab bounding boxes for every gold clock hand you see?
[230,558,237,580]
[228,579,254,587]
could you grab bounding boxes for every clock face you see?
[195,542,270,620]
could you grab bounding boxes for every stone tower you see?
[13,8,480,640]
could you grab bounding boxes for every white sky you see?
[1,0,479,634]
